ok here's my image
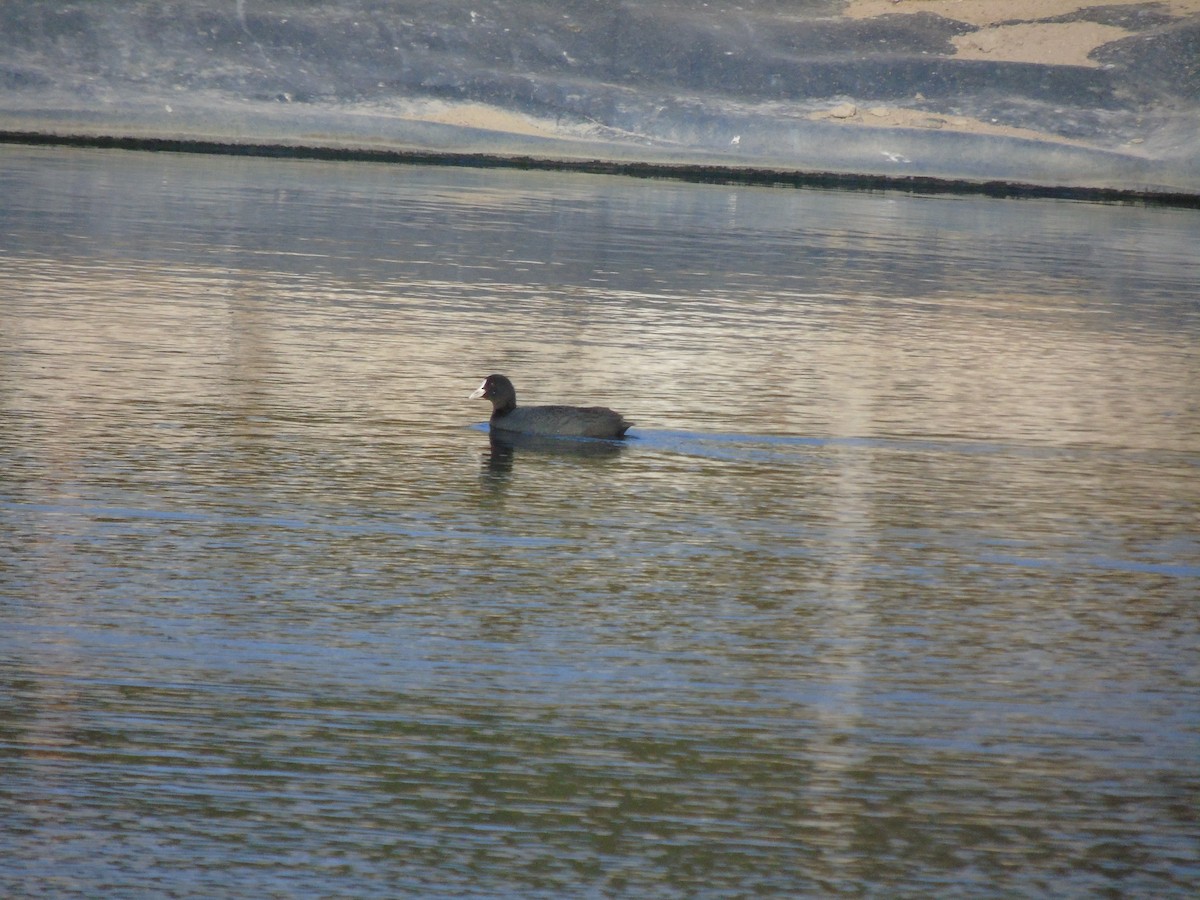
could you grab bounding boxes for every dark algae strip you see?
[3,130,1197,208]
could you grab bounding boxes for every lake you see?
[1,144,1197,897]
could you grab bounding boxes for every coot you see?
[469,374,631,439]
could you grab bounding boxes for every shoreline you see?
[4,129,1197,208]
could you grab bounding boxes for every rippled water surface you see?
[2,145,1198,897]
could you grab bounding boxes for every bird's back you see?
[492,404,630,439]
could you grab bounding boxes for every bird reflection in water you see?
[480,430,628,479]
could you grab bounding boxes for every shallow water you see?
[1,145,1197,897]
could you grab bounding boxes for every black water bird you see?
[469,374,631,439]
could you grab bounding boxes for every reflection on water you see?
[1,146,1197,897]
[480,428,629,480]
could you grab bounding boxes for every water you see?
[1,145,1197,897]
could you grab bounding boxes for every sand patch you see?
[951,21,1130,66]
[400,102,565,139]
[845,1,1200,27]
[842,0,1200,67]
[804,103,1145,150]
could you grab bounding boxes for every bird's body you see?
[469,374,631,439]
